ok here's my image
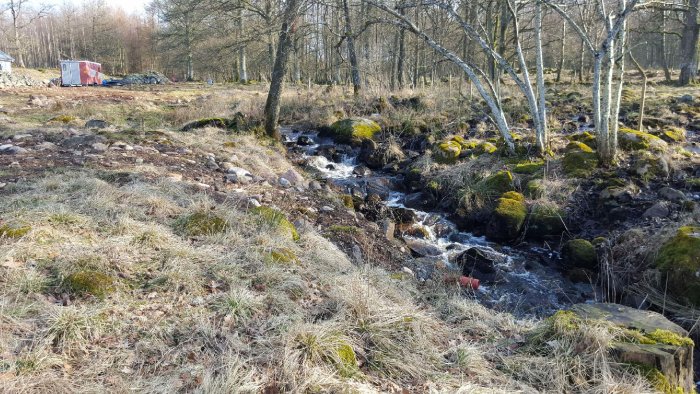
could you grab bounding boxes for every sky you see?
[44,0,151,13]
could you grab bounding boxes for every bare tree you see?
[679,0,699,85]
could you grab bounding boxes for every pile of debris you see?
[0,73,47,88]
[122,71,170,85]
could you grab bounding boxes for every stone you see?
[642,202,670,219]
[296,135,315,146]
[486,192,527,241]
[324,118,381,145]
[678,94,694,104]
[35,142,57,151]
[62,134,107,148]
[655,226,700,306]
[570,303,694,394]
[353,165,371,177]
[278,177,292,188]
[280,169,304,187]
[0,144,26,155]
[404,237,442,257]
[658,187,687,202]
[91,142,108,152]
[85,119,111,129]
[380,219,395,240]
[453,247,506,283]
[224,167,253,184]
[561,239,597,269]
[309,180,322,190]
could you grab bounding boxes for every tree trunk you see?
[535,1,548,152]
[556,19,566,83]
[238,9,248,83]
[342,0,361,96]
[661,10,671,82]
[679,0,699,86]
[630,53,647,131]
[264,0,300,139]
[397,6,406,90]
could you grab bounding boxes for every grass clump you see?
[175,211,228,236]
[0,223,31,238]
[526,202,567,239]
[211,288,262,324]
[341,194,354,209]
[655,226,700,305]
[64,270,115,299]
[252,206,299,241]
[268,248,299,264]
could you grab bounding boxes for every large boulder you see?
[561,239,597,269]
[570,303,694,394]
[655,226,700,306]
[486,192,527,241]
[325,118,381,145]
[619,128,668,152]
[433,140,461,164]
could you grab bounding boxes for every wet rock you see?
[642,202,670,219]
[404,237,442,257]
[389,207,416,224]
[0,144,27,155]
[658,187,686,202]
[453,247,504,283]
[296,135,314,146]
[62,134,107,148]
[486,192,527,241]
[85,119,110,129]
[353,165,371,177]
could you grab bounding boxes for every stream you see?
[282,127,596,317]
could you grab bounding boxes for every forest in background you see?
[0,0,698,88]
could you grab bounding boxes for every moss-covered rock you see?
[526,203,566,239]
[568,131,597,149]
[252,206,300,241]
[525,179,545,199]
[479,141,498,154]
[561,239,597,269]
[326,118,381,145]
[0,224,31,238]
[175,211,228,236]
[434,141,462,164]
[655,226,700,305]
[659,127,686,143]
[65,270,115,299]
[486,193,527,241]
[565,141,594,153]
[181,117,236,131]
[619,128,668,152]
[562,150,598,178]
[631,151,669,181]
[513,160,545,175]
[478,170,515,197]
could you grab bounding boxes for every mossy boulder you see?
[526,203,566,239]
[326,118,381,145]
[65,270,115,299]
[477,170,515,197]
[434,141,461,164]
[479,141,498,154]
[562,150,598,178]
[252,206,300,241]
[561,239,597,269]
[513,160,545,175]
[0,224,31,238]
[619,128,668,152]
[568,131,597,149]
[655,226,700,306]
[175,211,228,236]
[565,141,594,153]
[659,127,686,143]
[631,151,669,180]
[486,192,527,241]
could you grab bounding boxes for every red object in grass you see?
[459,276,480,290]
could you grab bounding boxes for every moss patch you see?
[478,170,515,197]
[513,160,544,175]
[565,141,594,153]
[175,211,228,236]
[268,248,299,264]
[659,127,686,143]
[619,128,668,152]
[568,131,597,148]
[655,226,700,305]
[181,117,236,131]
[0,224,31,238]
[486,193,527,241]
[434,141,462,164]
[562,150,598,178]
[327,118,381,145]
[252,206,300,241]
[65,270,115,299]
[561,239,597,269]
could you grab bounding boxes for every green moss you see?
[513,160,545,174]
[479,141,498,154]
[479,170,514,196]
[562,150,598,178]
[328,118,381,145]
[568,131,597,148]
[487,194,528,240]
[527,203,566,239]
[561,239,597,269]
[565,141,594,153]
[65,270,115,299]
[502,191,526,202]
[646,329,694,347]
[626,362,680,394]
[525,179,545,199]
[655,226,700,306]
[49,115,77,124]
[175,211,228,236]
[335,342,360,378]
[181,117,236,131]
[269,248,299,264]
[434,141,462,164]
[686,178,700,191]
[619,128,668,152]
[341,194,355,209]
[0,224,31,238]
[252,206,300,241]
[660,127,686,143]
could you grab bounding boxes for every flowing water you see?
[282,127,596,317]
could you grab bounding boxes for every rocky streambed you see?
[281,127,596,317]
